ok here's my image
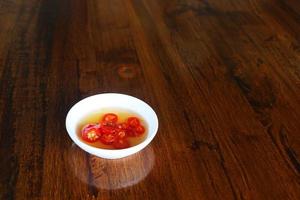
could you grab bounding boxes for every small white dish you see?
[65,93,159,159]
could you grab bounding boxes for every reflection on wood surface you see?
[68,144,155,190]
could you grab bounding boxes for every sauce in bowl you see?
[77,108,148,149]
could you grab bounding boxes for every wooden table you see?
[1,0,300,199]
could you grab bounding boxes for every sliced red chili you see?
[100,125,116,135]
[81,124,100,142]
[102,113,118,124]
[127,117,140,127]
[116,130,126,139]
[113,138,130,149]
[135,125,145,135]
[100,133,116,144]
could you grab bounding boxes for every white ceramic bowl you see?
[65,93,158,159]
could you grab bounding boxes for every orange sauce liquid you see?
[77,108,148,149]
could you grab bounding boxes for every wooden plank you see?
[126,0,300,199]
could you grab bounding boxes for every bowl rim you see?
[65,93,159,153]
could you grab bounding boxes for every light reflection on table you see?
[68,144,155,190]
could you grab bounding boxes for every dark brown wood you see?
[1,0,300,199]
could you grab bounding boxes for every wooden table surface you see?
[1,0,300,199]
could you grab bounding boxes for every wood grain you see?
[0,0,300,199]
